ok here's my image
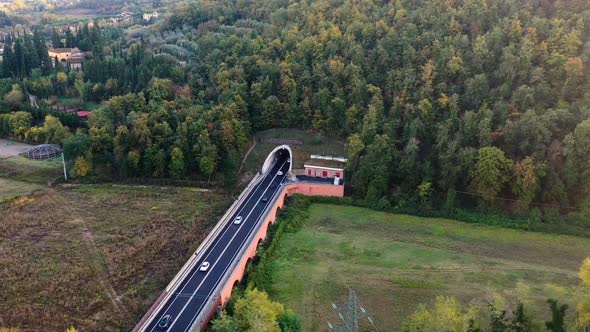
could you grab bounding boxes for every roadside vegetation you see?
[0,184,229,331]
[248,197,590,331]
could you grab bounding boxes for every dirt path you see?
[237,140,257,175]
[78,220,127,315]
[0,139,31,158]
[46,190,129,318]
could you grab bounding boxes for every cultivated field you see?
[266,204,590,331]
[0,185,230,331]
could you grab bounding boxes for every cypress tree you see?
[2,42,14,78]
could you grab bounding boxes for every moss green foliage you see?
[470,147,513,205]
[402,295,539,332]
[249,196,313,291]
[578,258,590,329]
[211,288,301,332]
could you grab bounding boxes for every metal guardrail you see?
[188,173,288,331]
[135,172,264,331]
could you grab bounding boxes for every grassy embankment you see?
[262,203,590,331]
[0,156,63,201]
[0,184,230,331]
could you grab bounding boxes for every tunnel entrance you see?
[261,145,293,174]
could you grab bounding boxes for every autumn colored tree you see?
[74,156,92,177]
[234,288,284,332]
[402,296,468,331]
[578,258,590,329]
[212,312,240,332]
[512,157,545,211]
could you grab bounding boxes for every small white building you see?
[303,155,347,179]
[143,11,159,22]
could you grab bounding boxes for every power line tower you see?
[327,288,378,332]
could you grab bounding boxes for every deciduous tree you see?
[234,288,284,332]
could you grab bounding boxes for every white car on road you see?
[233,216,243,225]
[278,171,283,176]
[199,261,210,272]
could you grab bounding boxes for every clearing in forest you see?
[266,204,590,331]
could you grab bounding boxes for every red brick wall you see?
[210,182,343,330]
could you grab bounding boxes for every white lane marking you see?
[147,160,283,332]
[181,163,289,331]
[170,161,288,331]
[164,160,287,331]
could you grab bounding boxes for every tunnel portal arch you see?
[261,145,292,174]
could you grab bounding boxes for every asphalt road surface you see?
[145,151,290,331]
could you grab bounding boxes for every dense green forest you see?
[1,0,590,221]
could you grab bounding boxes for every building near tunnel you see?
[134,145,345,332]
[304,154,346,181]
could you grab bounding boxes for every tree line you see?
[160,0,590,220]
[403,258,590,331]
[1,30,52,79]
[1,0,590,220]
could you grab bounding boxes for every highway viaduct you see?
[134,145,344,332]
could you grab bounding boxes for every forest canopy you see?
[1,0,590,220]
[159,0,590,216]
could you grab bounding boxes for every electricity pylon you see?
[327,288,378,332]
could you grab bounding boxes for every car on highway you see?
[233,216,243,225]
[199,261,210,272]
[262,197,268,203]
[278,171,283,176]
[158,314,172,329]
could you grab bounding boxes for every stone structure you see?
[48,47,84,70]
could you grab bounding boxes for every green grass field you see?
[0,178,42,202]
[0,156,63,201]
[265,204,590,331]
[0,155,63,183]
